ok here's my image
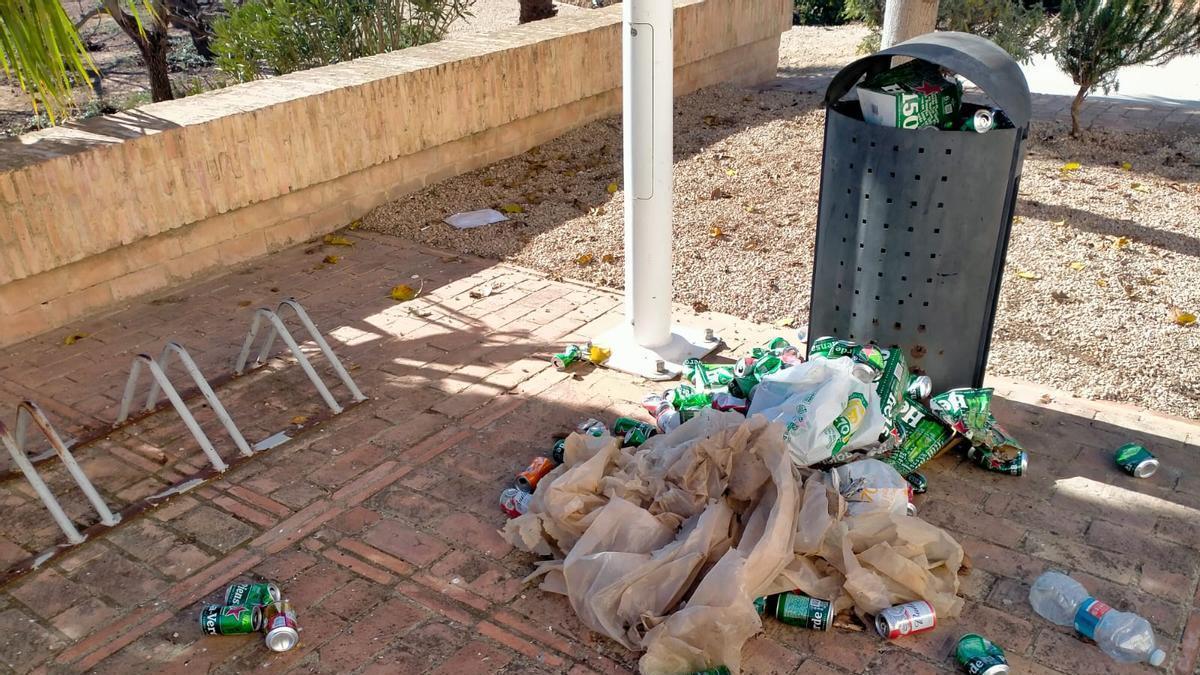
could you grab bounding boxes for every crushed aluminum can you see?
[552,345,583,370]
[550,438,566,465]
[576,418,607,436]
[966,446,1027,476]
[711,392,749,414]
[956,633,1010,674]
[516,456,555,492]
[876,600,937,639]
[499,487,533,518]
[904,471,928,494]
[263,600,299,652]
[1114,443,1159,478]
[905,375,933,401]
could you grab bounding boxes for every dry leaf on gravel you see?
[1061,162,1082,172]
[290,415,308,425]
[710,226,724,238]
[693,301,710,313]
[1106,236,1132,250]
[606,182,619,194]
[1016,271,1042,280]
[725,168,738,177]
[238,300,253,307]
[1171,308,1197,327]
[500,203,525,214]
[322,255,340,264]
[348,219,362,230]
[1130,183,1150,193]
[390,284,418,302]
[1050,219,1067,227]
[1096,279,1109,288]
[711,187,733,200]
[323,234,354,246]
[62,333,88,345]
[601,253,615,264]
[1069,261,1086,271]
[577,253,594,265]
[774,317,796,328]
[1121,162,1132,171]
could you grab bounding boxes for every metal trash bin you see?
[807,32,1032,390]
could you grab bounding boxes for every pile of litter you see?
[499,336,1030,674]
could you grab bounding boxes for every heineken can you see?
[690,668,731,675]
[499,487,532,518]
[642,393,672,418]
[576,418,607,436]
[766,337,792,351]
[876,600,937,639]
[550,438,566,465]
[263,600,300,652]
[905,471,928,494]
[753,596,769,614]
[1114,443,1159,478]
[199,604,262,636]
[516,456,555,492]
[552,345,582,370]
[967,446,1027,476]
[224,582,281,607]
[733,356,757,378]
[772,592,833,631]
[961,109,995,134]
[905,375,933,401]
[956,633,1009,675]
[613,417,656,437]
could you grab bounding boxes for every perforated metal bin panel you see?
[808,32,1031,390]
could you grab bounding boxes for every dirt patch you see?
[363,27,1200,419]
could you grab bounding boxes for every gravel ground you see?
[363,25,1200,418]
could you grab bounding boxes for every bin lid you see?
[825,31,1032,130]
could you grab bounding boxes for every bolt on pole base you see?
[594,323,721,381]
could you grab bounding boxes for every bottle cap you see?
[1149,649,1166,667]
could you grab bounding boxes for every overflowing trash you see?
[856,58,1013,134]
[200,581,299,652]
[1029,570,1166,667]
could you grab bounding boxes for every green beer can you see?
[772,592,833,631]
[200,604,262,636]
[552,345,582,370]
[224,582,281,607]
[689,668,731,675]
[955,633,1009,675]
[1114,443,1159,478]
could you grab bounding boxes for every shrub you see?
[212,0,474,81]
[1055,0,1200,136]
[794,0,850,25]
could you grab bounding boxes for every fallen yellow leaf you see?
[606,182,619,194]
[1096,278,1109,288]
[390,284,417,302]
[601,253,615,264]
[1130,183,1150,193]
[290,415,308,425]
[322,255,340,264]
[1171,308,1197,327]
[577,253,594,265]
[1016,271,1042,280]
[725,169,738,177]
[500,203,524,214]
[1050,219,1067,227]
[62,333,88,345]
[323,234,354,246]
[710,226,723,238]
[1106,235,1131,250]
[1121,162,1133,171]
[1012,216,1025,224]
[588,345,612,364]
[774,317,796,328]
[348,219,362,230]
[1061,162,1081,172]
[1069,261,1086,271]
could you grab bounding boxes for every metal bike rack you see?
[0,297,367,584]
[0,402,119,544]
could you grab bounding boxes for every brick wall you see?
[0,0,790,347]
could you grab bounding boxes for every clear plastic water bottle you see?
[1029,571,1166,667]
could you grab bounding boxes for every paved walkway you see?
[766,72,1200,135]
[0,231,1197,674]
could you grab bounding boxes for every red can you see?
[875,600,937,639]
[516,457,555,493]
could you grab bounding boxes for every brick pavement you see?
[0,230,1197,674]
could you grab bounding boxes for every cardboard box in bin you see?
[856,61,963,130]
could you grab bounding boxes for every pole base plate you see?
[593,323,722,381]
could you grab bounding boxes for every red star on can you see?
[224,605,248,620]
[913,81,943,95]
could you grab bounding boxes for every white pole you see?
[624,0,672,348]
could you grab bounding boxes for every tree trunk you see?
[881,0,939,48]
[1070,84,1088,137]
[519,0,558,23]
[103,0,175,102]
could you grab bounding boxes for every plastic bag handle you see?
[824,31,1032,129]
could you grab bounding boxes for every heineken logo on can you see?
[200,604,261,635]
[1114,443,1159,478]
[956,633,1009,675]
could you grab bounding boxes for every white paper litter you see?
[444,208,509,229]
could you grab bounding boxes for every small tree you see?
[1056,0,1200,136]
[847,0,1051,60]
[102,0,175,102]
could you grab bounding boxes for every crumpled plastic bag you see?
[832,458,910,518]
[747,357,887,466]
[502,410,965,674]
